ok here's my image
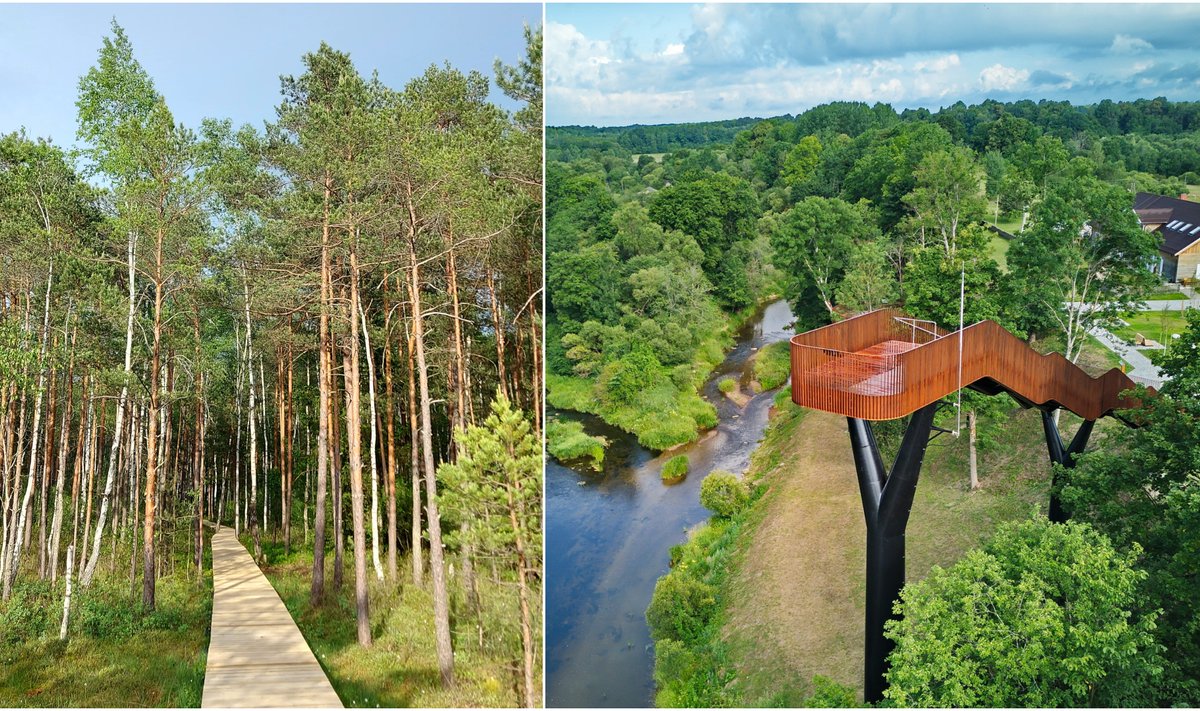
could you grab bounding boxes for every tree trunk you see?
[311,175,333,605]
[405,304,423,588]
[968,409,979,490]
[406,202,454,685]
[344,242,372,647]
[359,293,384,582]
[243,272,263,564]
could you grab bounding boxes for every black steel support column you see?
[847,402,938,704]
[1041,411,1094,523]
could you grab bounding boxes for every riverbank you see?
[650,390,1097,704]
[546,300,795,707]
[547,299,785,454]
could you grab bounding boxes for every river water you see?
[545,299,796,708]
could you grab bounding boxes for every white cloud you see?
[915,54,961,73]
[979,64,1030,91]
[545,21,618,87]
[1110,34,1154,54]
[662,43,685,58]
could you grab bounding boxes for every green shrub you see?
[546,418,606,471]
[700,471,749,518]
[646,571,717,643]
[0,580,55,644]
[717,377,736,394]
[662,454,689,480]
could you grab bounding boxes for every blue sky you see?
[547,3,1200,126]
[0,3,540,147]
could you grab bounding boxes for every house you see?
[1134,192,1200,282]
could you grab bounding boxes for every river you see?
[545,299,796,708]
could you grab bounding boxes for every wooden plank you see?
[202,528,343,708]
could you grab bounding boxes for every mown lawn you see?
[1111,310,1190,344]
[251,538,538,708]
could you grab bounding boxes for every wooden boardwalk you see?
[202,528,343,708]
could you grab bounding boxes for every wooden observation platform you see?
[787,308,1150,703]
[790,308,1146,422]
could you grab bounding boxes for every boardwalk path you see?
[202,528,343,708]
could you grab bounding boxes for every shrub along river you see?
[545,300,796,707]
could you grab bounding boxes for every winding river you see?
[546,299,796,708]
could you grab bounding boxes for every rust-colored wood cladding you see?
[790,309,1147,421]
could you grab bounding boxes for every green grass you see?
[718,377,736,394]
[987,231,1012,272]
[1144,292,1188,301]
[1111,311,1190,344]
[548,373,717,451]
[752,341,791,392]
[546,417,606,470]
[0,546,211,707]
[251,538,538,707]
[662,454,689,481]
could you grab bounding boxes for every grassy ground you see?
[1111,310,1191,344]
[987,231,1012,271]
[719,404,1057,705]
[0,544,211,707]
[1144,292,1188,301]
[251,537,538,708]
[751,341,791,392]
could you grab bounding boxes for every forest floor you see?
[249,536,539,708]
[712,341,1121,704]
[0,550,211,707]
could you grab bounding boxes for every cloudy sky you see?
[0,4,538,148]
[547,3,1200,126]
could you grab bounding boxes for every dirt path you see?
[723,410,866,698]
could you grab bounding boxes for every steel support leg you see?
[1041,411,1094,523]
[847,402,938,704]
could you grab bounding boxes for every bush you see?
[885,518,1161,707]
[0,580,55,644]
[700,471,749,518]
[662,454,689,480]
[646,571,717,643]
[717,377,736,394]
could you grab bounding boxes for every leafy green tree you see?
[1062,310,1200,703]
[835,238,898,314]
[781,135,822,188]
[648,172,758,308]
[902,146,986,256]
[1007,173,1158,361]
[770,196,879,322]
[885,518,1162,708]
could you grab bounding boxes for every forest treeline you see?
[1,21,542,705]
[550,97,1200,178]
